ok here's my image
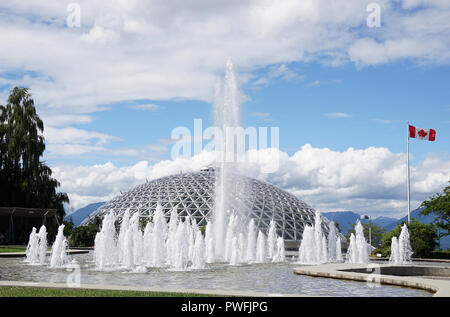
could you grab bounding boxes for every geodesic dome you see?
[81,167,333,241]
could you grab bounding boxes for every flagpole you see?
[407,122,411,224]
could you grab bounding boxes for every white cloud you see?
[128,103,161,110]
[55,145,450,218]
[348,38,440,66]
[250,64,304,89]
[43,126,122,157]
[1,1,448,210]
[40,114,93,127]
[44,126,120,146]
[324,112,351,118]
[306,80,320,88]
[0,0,448,117]
[0,1,448,160]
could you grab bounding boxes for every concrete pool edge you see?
[0,280,306,297]
[293,263,450,297]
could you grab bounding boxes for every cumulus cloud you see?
[0,0,449,114]
[1,1,449,217]
[40,114,93,127]
[55,145,450,218]
[1,1,448,159]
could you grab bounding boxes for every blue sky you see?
[39,61,449,168]
[0,0,449,216]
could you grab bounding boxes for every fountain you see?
[274,237,286,262]
[255,231,267,263]
[89,60,343,271]
[327,222,337,262]
[298,211,341,264]
[346,221,369,264]
[93,200,288,271]
[204,222,215,263]
[390,237,399,263]
[192,230,206,269]
[25,224,70,268]
[50,224,69,268]
[93,212,118,270]
[389,224,413,264]
[37,225,48,265]
[230,237,239,266]
[212,59,242,261]
[336,236,343,262]
[152,204,168,267]
[298,226,315,263]
[25,227,40,264]
[246,219,257,263]
[25,225,48,265]
[267,220,277,260]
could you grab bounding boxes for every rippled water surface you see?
[0,253,433,297]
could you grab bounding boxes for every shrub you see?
[428,250,450,260]
[69,223,100,247]
[379,219,438,258]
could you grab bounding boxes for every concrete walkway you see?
[0,280,301,297]
[370,257,450,263]
[294,263,450,297]
[0,249,89,258]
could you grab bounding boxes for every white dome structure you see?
[82,167,334,242]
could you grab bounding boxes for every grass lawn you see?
[0,246,26,253]
[0,286,215,297]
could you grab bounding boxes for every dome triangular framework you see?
[82,169,331,241]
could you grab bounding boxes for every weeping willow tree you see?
[0,87,68,223]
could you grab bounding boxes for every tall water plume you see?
[50,224,69,268]
[255,231,266,263]
[25,227,40,264]
[25,225,48,265]
[246,219,257,263]
[298,211,333,264]
[94,212,118,270]
[273,237,286,262]
[389,224,412,264]
[204,222,215,263]
[327,221,338,262]
[213,59,241,260]
[346,221,369,264]
[267,220,277,260]
[150,204,168,267]
[335,236,343,262]
[192,230,206,269]
[90,60,294,271]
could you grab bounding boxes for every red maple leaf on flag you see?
[417,129,427,137]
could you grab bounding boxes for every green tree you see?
[0,87,69,225]
[69,223,100,247]
[420,181,450,239]
[63,218,75,237]
[378,219,438,258]
[334,221,342,233]
[345,222,385,248]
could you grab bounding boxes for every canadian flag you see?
[409,125,436,141]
